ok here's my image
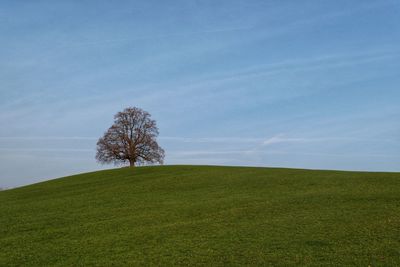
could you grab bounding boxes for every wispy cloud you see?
[168,149,400,159]
[53,0,398,49]
[0,148,93,152]
[160,136,262,143]
[129,48,400,110]
[262,136,308,146]
[197,49,400,89]
[262,135,398,146]
[57,26,256,48]
[0,135,396,144]
[0,136,97,141]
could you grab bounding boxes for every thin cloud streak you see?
[160,136,263,143]
[0,148,93,152]
[262,135,399,146]
[132,48,400,105]
[205,50,400,88]
[0,136,97,140]
[2,47,397,121]
[0,135,396,144]
[54,0,398,49]
[56,26,255,48]
[168,150,400,159]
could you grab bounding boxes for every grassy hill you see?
[1,165,399,266]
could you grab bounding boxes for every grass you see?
[1,165,400,266]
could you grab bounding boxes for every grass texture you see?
[1,165,399,266]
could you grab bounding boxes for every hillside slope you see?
[1,165,399,266]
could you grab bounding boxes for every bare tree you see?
[96,107,165,167]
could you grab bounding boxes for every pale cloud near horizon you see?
[167,149,400,159]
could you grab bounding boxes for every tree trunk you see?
[129,160,135,167]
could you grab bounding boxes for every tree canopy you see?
[96,107,164,167]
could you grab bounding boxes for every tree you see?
[96,107,165,167]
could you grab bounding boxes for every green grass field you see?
[1,165,399,266]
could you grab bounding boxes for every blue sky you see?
[1,0,399,187]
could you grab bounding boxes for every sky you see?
[1,0,400,188]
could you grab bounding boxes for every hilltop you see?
[1,165,399,266]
